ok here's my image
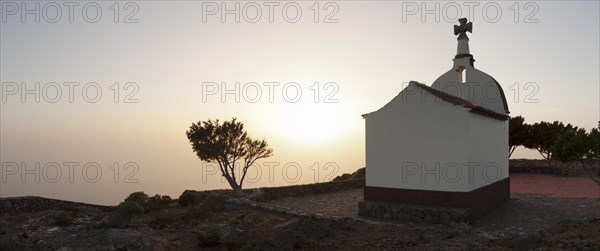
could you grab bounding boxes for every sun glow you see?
[277,101,353,143]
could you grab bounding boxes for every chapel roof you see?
[412,81,509,120]
[361,81,509,121]
[432,17,509,115]
[362,18,509,120]
[489,76,510,114]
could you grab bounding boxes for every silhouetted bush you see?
[178,190,208,207]
[240,244,256,251]
[53,211,73,226]
[224,239,238,250]
[117,201,144,215]
[147,215,165,229]
[293,239,304,249]
[197,229,220,247]
[99,212,132,229]
[149,194,172,206]
[181,205,212,224]
[125,191,149,204]
[62,206,81,216]
[120,191,172,213]
[179,193,196,207]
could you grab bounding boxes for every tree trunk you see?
[232,187,244,197]
[223,174,244,197]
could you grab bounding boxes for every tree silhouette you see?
[509,116,529,157]
[509,117,599,162]
[186,118,273,197]
[588,121,600,159]
[552,127,589,162]
[525,121,579,160]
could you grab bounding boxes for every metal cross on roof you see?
[454,18,472,40]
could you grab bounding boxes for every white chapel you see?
[359,18,510,223]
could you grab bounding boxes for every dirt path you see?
[510,173,600,198]
[268,174,600,236]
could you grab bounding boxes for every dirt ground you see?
[1,173,599,250]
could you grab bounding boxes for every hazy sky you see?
[1,1,599,205]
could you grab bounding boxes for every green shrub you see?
[505,235,548,249]
[119,191,172,213]
[117,201,144,215]
[99,212,132,229]
[149,194,172,206]
[443,231,457,240]
[181,206,211,224]
[125,191,149,203]
[63,206,81,216]
[53,211,73,226]
[293,239,304,249]
[240,244,255,251]
[147,215,165,229]
[417,234,429,243]
[229,215,244,224]
[224,239,238,251]
[197,229,220,247]
[179,193,196,207]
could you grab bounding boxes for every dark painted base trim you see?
[358,200,469,224]
[363,178,510,222]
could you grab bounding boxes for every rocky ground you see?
[0,191,599,250]
[1,164,599,250]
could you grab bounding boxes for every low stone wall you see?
[245,178,365,202]
[358,200,469,224]
[0,196,113,216]
[5,159,597,216]
[509,159,600,176]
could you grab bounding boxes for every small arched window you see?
[456,65,466,83]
